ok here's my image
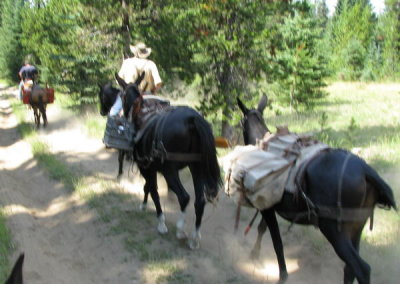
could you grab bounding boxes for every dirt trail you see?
[1,84,397,283]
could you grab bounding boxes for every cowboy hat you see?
[130,42,152,59]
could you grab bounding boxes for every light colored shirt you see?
[109,95,122,116]
[118,57,162,93]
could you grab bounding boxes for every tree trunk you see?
[221,101,234,141]
[121,0,131,58]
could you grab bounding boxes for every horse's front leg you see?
[261,208,288,283]
[140,168,167,234]
[42,104,47,127]
[117,150,125,180]
[250,217,267,260]
[32,106,39,128]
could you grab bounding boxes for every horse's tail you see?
[191,115,222,201]
[363,161,397,210]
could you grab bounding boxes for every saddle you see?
[103,96,170,152]
[135,95,171,129]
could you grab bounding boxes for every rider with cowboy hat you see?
[110,42,162,116]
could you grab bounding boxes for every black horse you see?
[236,96,397,284]
[99,74,221,249]
[98,82,130,179]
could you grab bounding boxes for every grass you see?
[4,81,400,283]
[266,82,400,171]
[262,82,400,283]
[0,210,13,282]
[9,98,195,283]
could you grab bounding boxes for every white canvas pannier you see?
[223,145,292,210]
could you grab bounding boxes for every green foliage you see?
[0,0,25,82]
[376,0,400,78]
[3,0,396,129]
[328,0,375,80]
[0,210,13,283]
[272,11,329,110]
[21,0,122,103]
[341,38,367,80]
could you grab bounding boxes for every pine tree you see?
[0,0,25,82]
[273,10,330,110]
[378,0,400,78]
[328,0,375,79]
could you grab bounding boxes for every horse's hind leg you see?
[42,104,47,127]
[319,222,370,284]
[162,167,190,241]
[117,150,125,180]
[33,107,40,128]
[139,167,167,234]
[188,164,207,249]
[343,229,362,284]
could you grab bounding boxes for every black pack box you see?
[103,116,135,151]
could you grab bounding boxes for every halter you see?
[121,83,143,121]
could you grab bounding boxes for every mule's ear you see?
[5,253,24,284]
[135,72,145,86]
[257,95,268,114]
[115,73,128,89]
[237,97,249,115]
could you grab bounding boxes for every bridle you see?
[240,109,269,144]
[121,83,143,121]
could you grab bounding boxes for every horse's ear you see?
[115,73,127,89]
[237,97,249,115]
[135,72,145,86]
[5,253,24,284]
[257,95,268,114]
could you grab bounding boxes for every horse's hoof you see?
[250,250,260,260]
[188,238,200,250]
[139,203,147,211]
[176,229,187,240]
[276,272,288,284]
[158,223,168,234]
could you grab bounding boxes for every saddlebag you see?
[22,86,55,104]
[103,116,135,151]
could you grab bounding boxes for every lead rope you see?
[244,210,259,236]
[234,191,244,234]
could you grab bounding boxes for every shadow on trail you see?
[0,125,21,147]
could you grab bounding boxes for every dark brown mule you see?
[237,96,397,284]
[29,86,48,128]
[99,74,222,249]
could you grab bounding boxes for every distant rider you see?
[18,58,38,101]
